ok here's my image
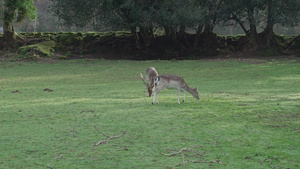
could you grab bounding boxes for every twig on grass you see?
[168,159,222,168]
[160,145,203,156]
[161,145,222,168]
[80,110,99,119]
[80,110,95,114]
[93,126,125,146]
[91,111,100,119]
[55,154,64,160]
[72,115,77,137]
[161,146,197,156]
[47,164,55,169]
[292,130,300,133]
[105,66,116,72]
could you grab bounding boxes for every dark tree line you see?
[1,0,300,52]
[48,0,300,51]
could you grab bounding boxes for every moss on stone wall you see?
[0,31,299,59]
[18,40,56,58]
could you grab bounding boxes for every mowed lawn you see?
[0,58,299,168]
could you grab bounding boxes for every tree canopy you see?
[49,0,300,50]
[1,0,299,53]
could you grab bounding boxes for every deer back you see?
[155,74,186,88]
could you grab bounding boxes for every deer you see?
[152,74,199,104]
[140,67,159,97]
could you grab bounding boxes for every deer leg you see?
[152,87,162,104]
[152,92,156,104]
[152,92,159,104]
[182,90,185,103]
[152,91,159,104]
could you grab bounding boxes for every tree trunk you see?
[130,26,141,49]
[193,23,204,48]
[246,7,259,51]
[178,25,191,47]
[164,26,170,36]
[3,0,23,46]
[264,24,274,47]
[138,27,154,48]
[178,25,186,37]
[201,24,216,49]
[265,0,275,47]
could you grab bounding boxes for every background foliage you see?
[0,0,299,35]
[0,0,300,56]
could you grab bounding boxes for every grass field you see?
[0,58,299,168]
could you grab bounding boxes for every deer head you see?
[191,87,200,100]
[140,73,155,97]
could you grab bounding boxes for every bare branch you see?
[80,110,94,114]
[55,154,63,160]
[93,126,125,146]
[73,116,77,137]
[161,145,221,168]
[167,158,222,168]
[80,110,99,119]
[161,145,203,156]
[94,126,110,138]
[160,147,191,156]
[47,164,55,169]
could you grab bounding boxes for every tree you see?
[156,0,203,45]
[223,0,300,50]
[263,0,300,46]
[49,0,101,29]
[101,0,161,48]
[193,0,225,48]
[222,0,265,51]
[3,0,37,45]
[50,0,204,48]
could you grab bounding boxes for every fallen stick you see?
[160,147,191,156]
[80,110,95,114]
[168,159,221,168]
[72,116,77,137]
[80,110,99,119]
[292,130,300,133]
[47,164,55,169]
[161,145,221,168]
[160,145,203,156]
[55,154,63,160]
[93,126,125,146]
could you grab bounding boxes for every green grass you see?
[0,58,299,168]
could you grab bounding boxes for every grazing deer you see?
[140,67,159,97]
[152,74,199,104]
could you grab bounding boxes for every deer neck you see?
[149,79,156,88]
[183,84,194,94]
